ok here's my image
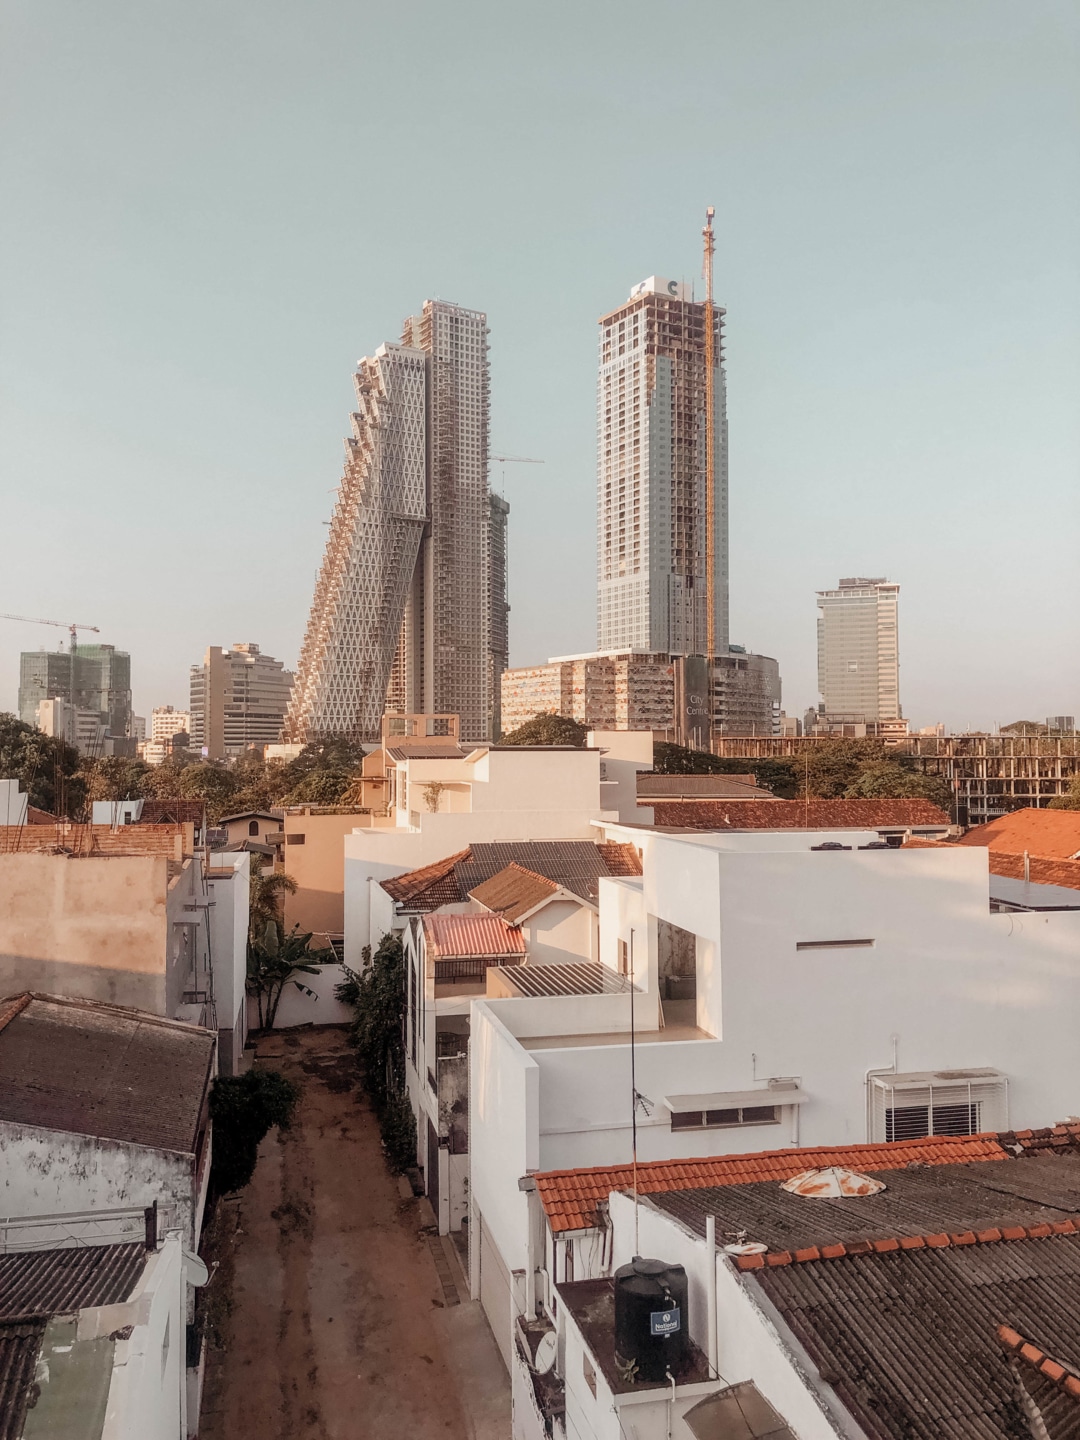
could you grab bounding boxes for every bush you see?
[208,1068,299,1198]
[499,713,589,747]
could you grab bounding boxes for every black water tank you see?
[613,1256,689,1384]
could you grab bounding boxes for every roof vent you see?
[781,1167,886,1198]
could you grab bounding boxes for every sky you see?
[1,0,1077,733]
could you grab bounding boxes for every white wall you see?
[524,899,596,966]
[99,1235,187,1440]
[640,834,1080,1145]
[252,961,354,1030]
[207,852,250,1071]
[470,1003,540,1276]
[0,1120,198,1245]
[0,779,28,826]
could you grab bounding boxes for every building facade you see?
[19,643,133,737]
[597,277,728,657]
[287,299,505,747]
[189,643,293,759]
[500,649,780,739]
[816,577,901,723]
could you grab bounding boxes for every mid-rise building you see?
[499,648,780,739]
[287,299,505,746]
[597,276,728,657]
[816,576,901,723]
[19,643,132,737]
[151,705,190,743]
[189,643,293,760]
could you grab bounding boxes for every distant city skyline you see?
[1,1,1077,731]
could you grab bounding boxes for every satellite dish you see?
[183,1250,210,1287]
[533,1332,557,1374]
[723,1241,768,1257]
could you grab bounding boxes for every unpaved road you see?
[199,1026,506,1440]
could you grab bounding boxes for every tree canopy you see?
[0,713,83,816]
[499,713,589,747]
[1048,774,1080,811]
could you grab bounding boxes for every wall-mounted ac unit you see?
[869,1068,1008,1143]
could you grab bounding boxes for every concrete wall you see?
[99,1235,187,1440]
[283,812,370,943]
[251,961,354,1030]
[469,1003,540,1278]
[207,853,250,1073]
[523,899,596,966]
[0,1119,198,1246]
[0,852,168,1012]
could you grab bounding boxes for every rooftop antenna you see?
[702,207,716,667]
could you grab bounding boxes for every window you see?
[248,819,260,837]
[796,938,875,951]
[286,833,305,845]
[870,1070,1007,1143]
[583,1353,597,1398]
[886,1102,978,1141]
[671,1105,778,1131]
[617,939,629,976]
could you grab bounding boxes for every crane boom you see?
[490,454,544,463]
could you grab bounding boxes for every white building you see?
[287,299,504,745]
[597,276,727,657]
[816,576,901,724]
[188,643,293,760]
[151,705,191,743]
[467,824,1080,1371]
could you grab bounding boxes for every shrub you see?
[208,1068,299,1198]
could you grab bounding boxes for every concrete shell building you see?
[287,300,504,746]
[19,644,132,738]
[816,577,901,723]
[597,276,728,656]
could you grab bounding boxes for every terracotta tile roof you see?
[0,824,187,859]
[469,863,562,922]
[649,798,951,830]
[534,1134,1008,1234]
[25,806,56,824]
[381,849,471,907]
[990,850,1080,892]
[421,912,526,960]
[1005,1123,1080,1154]
[957,807,1080,859]
[998,1324,1080,1403]
[595,842,643,876]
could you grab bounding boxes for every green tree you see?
[1048,774,1080,811]
[649,744,801,797]
[499,713,589,747]
[284,769,353,806]
[335,933,417,1172]
[246,921,332,1030]
[168,762,239,822]
[79,755,152,802]
[843,760,953,811]
[208,1068,299,1198]
[0,713,83,817]
[789,739,888,798]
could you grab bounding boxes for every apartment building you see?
[189,642,293,759]
[816,577,901,724]
[19,642,133,738]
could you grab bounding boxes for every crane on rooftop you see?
[1,613,102,709]
[490,452,544,493]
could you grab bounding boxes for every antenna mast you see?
[702,207,716,669]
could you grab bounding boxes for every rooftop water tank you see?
[613,1256,689,1385]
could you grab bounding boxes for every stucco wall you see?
[470,1003,539,1276]
[283,812,370,942]
[524,900,596,966]
[0,853,168,1011]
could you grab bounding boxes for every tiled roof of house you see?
[381,849,470,907]
[0,1244,146,1320]
[421,912,527,960]
[534,1134,1009,1234]
[990,850,1080,892]
[382,840,641,912]
[0,993,215,1154]
[957,807,1080,859]
[0,1320,46,1440]
[637,775,776,800]
[469,863,562,922]
[0,824,188,859]
[649,798,952,831]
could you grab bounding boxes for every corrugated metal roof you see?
[0,994,215,1154]
[385,744,466,762]
[0,1244,146,1320]
[421,913,526,959]
[497,962,634,998]
[0,1320,45,1440]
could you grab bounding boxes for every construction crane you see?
[490,453,544,493]
[702,206,716,664]
[1,613,102,709]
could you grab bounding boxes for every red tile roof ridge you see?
[997,1322,1080,1400]
[534,1133,1010,1233]
[650,798,951,830]
[381,849,471,902]
[0,992,31,1035]
[734,1217,1080,1271]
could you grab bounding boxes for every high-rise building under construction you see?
[597,275,728,656]
[286,299,504,745]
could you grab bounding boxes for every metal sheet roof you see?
[0,994,214,1154]
[0,1245,146,1321]
[496,962,634,998]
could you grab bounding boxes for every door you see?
[426,1119,440,1224]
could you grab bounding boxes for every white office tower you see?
[817,577,901,723]
[287,301,500,745]
[597,277,728,656]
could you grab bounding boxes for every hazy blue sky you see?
[2,0,1077,731]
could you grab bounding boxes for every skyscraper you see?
[19,644,132,737]
[597,276,728,657]
[816,578,901,723]
[287,299,502,745]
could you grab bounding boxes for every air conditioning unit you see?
[869,1069,1008,1143]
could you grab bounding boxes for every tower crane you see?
[490,453,544,493]
[1,613,102,709]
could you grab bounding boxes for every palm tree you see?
[246,921,333,1030]
[249,870,297,944]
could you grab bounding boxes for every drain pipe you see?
[706,1215,718,1378]
[666,1369,676,1439]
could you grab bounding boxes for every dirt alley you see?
[199,1026,508,1440]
